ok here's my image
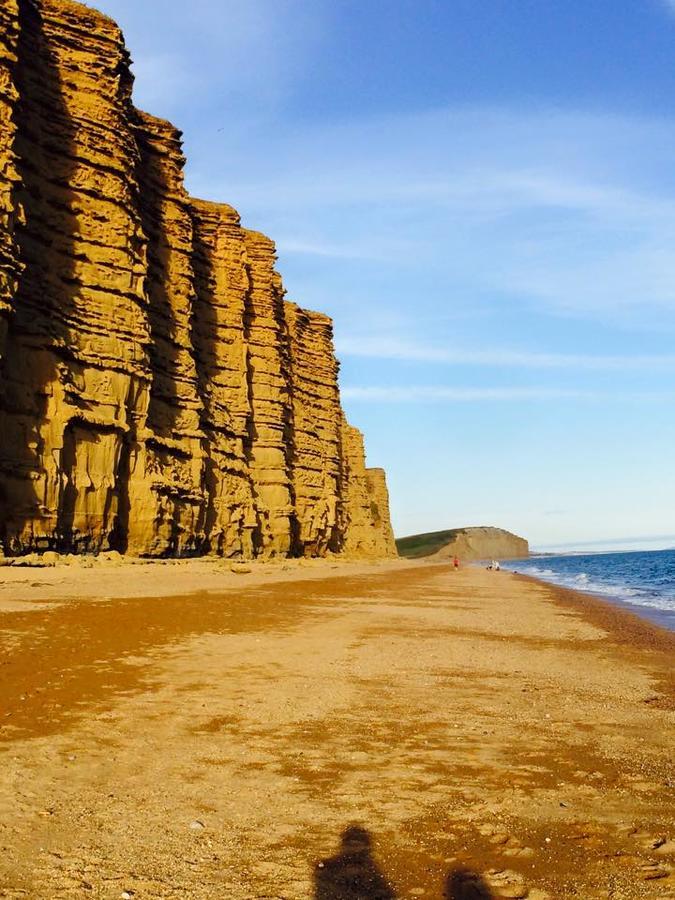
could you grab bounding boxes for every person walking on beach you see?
[453,556,459,570]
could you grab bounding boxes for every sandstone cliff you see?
[0,0,395,560]
[396,527,528,561]
[340,424,397,558]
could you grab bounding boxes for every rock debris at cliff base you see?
[0,0,396,559]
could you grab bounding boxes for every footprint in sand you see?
[477,824,535,859]
[623,827,675,855]
[639,860,671,881]
[568,822,606,848]
[654,840,675,856]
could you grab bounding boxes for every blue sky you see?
[97,0,675,549]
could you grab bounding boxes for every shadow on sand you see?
[314,826,395,899]
[314,827,493,899]
[444,867,493,899]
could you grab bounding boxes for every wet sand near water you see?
[0,561,673,898]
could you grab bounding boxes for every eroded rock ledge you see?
[0,0,396,559]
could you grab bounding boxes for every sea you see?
[503,548,675,632]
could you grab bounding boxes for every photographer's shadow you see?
[314,826,396,900]
[313,826,494,899]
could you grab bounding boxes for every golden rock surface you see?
[0,0,396,559]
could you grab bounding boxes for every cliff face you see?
[366,468,397,557]
[430,527,529,562]
[0,0,395,560]
[397,527,529,561]
[285,303,343,557]
[0,0,21,356]
[340,424,397,558]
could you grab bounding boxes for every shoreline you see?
[515,571,675,708]
[505,553,675,634]
[2,548,674,649]
[515,571,675,653]
[3,549,674,647]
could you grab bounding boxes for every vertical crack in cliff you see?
[190,199,259,558]
[131,110,206,556]
[0,0,397,559]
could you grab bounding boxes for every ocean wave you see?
[508,557,675,619]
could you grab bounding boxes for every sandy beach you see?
[0,559,673,899]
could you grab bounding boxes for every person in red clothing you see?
[453,556,459,570]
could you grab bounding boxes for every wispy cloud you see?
[189,105,675,328]
[100,0,329,117]
[275,238,387,261]
[341,384,675,402]
[341,386,624,402]
[336,335,675,371]
[129,53,193,110]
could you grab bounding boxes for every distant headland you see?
[396,525,529,561]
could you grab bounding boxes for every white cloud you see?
[275,238,387,261]
[98,0,328,117]
[341,385,674,402]
[129,53,194,110]
[342,386,605,402]
[336,335,675,371]
[189,104,675,328]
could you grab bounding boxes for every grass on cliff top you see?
[395,528,464,559]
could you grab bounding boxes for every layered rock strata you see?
[365,468,397,557]
[0,0,396,559]
[190,200,257,558]
[241,229,294,557]
[285,303,343,556]
[340,423,397,558]
[0,0,21,357]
